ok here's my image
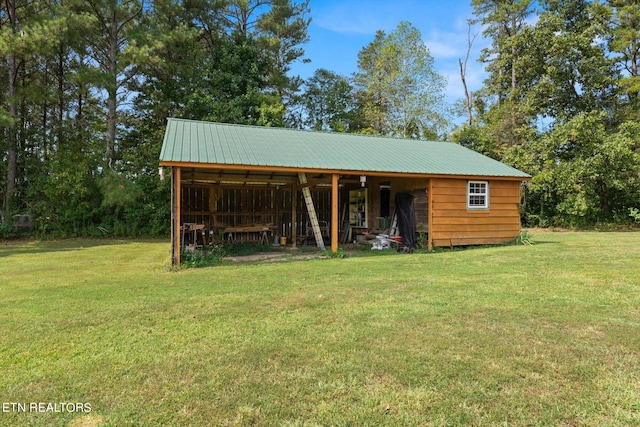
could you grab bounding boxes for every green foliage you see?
[415,229,429,250]
[180,242,281,268]
[450,124,501,159]
[300,68,360,132]
[3,0,640,237]
[0,221,19,239]
[463,0,640,227]
[97,170,142,210]
[180,244,227,268]
[521,112,640,226]
[514,230,534,245]
[607,0,640,116]
[0,0,308,238]
[629,207,640,223]
[353,22,448,139]
[323,247,346,258]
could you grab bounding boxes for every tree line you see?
[457,0,640,227]
[1,0,639,238]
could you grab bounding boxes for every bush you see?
[180,244,227,268]
[0,221,19,239]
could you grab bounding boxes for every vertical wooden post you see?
[275,187,280,240]
[291,183,297,247]
[427,178,433,251]
[209,186,217,229]
[171,167,175,265]
[174,166,182,266]
[331,173,339,253]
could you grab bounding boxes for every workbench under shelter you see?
[159,119,531,266]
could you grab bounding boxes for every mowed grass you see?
[1,232,639,426]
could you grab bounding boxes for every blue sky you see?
[290,0,490,111]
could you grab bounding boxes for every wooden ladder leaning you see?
[298,173,326,251]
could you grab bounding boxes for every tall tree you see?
[459,21,479,126]
[527,0,616,123]
[0,0,67,217]
[472,0,533,102]
[73,0,146,167]
[220,0,310,110]
[353,22,448,139]
[607,0,640,119]
[300,68,359,132]
[1,0,19,217]
[471,0,534,147]
[353,29,387,135]
[256,0,310,100]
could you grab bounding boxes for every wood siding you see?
[389,179,429,231]
[180,184,332,240]
[430,178,522,247]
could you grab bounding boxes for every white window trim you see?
[467,181,489,210]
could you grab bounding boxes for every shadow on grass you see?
[0,238,157,259]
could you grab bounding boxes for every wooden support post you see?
[209,186,217,229]
[275,187,280,242]
[171,168,176,265]
[291,184,297,247]
[427,178,433,251]
[331,173,339,253]
[172,166,182,266]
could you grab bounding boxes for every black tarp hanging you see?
[395,192,416,252]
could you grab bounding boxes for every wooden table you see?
[223,225,274,244]
[181,223,206,251]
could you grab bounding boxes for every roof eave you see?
[159,160,532,181]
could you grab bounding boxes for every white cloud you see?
[424,33,466,59]
[443,65,487,100]
[314,2,399,35]
[304,0,490,100]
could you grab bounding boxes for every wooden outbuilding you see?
[159,119,531,265]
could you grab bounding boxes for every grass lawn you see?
[1,232,639,426]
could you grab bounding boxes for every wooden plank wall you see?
[180,185,332,240]
[389,179,429,232]
[430,178,521,247]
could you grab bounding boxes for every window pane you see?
[468,181,488,208]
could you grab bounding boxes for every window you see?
[467,181,489,209]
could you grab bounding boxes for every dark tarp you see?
[395,192,416,252]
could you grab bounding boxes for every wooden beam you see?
[159,161,532,182]
[182,177,296,185]
[331,173,339,253]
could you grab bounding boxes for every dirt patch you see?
[226,250,329,263]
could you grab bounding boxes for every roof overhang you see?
[160,161,532,182]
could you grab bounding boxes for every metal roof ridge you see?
[166,117,450,145]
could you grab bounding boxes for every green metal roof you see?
[159,118,531,178]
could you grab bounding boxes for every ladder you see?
[388,209,398,236]
[298,173,326,250]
